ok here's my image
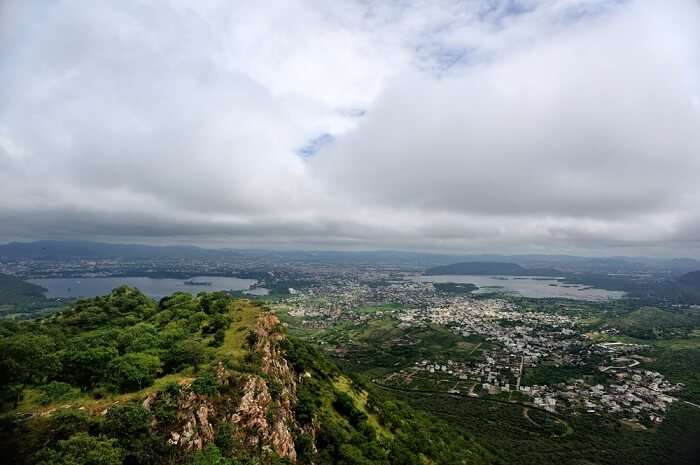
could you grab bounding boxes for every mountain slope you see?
[0,289,492,465]
[678,270,700,287]
[0,273,46,304]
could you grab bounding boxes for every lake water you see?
[28,276,258,299]
[410,275,625,301]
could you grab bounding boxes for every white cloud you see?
[0,0,699,255]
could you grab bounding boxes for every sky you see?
[1,0,700,256]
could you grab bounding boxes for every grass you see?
[332,376,393,439]
[652,337,700,350]
[354,303,403,315]
[585,332,648,344]
[15,371,194,417]
[219,300,263,360]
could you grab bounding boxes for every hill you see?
[609,306,700,339]
[425,261,528,275]
[645,270,700,305]
[678,270,700,287]
[425,261,533,275]
[0,288,492,465]
[0,273,46,304]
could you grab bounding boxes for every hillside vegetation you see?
[0,288,493,465]
[0,273,65,319]
[0,273,46,304]
[608,306,700,340]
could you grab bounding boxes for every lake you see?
[28,276,259,299]
[410,275,625,300]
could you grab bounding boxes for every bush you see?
[191,373,218,397]
[214,421,236,457]
[245,331,258,348]
[34,433,124,465]
[191,443,236,465]
[49,409,92,441]
[211,329,226,347]
[38,381,78,405]
[333,391,367,428]
[295,382,321,425]
[108,352,161,392]
[103,402,152,439]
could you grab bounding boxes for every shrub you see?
[191,373,218,397]
[38,381,78,405]
[34,433,123,465]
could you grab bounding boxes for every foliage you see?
[332,391,367,428]
[37,381,79,405]
[61,345,119,389]
[108,352,162,392]
[522,364,606,386]
[0,334,60,386]
[0,286,236,402]
[433,282,479,294]
[34,432,124,465]
[649,347,700,403]
[191,373,219,397]
[0,273,46,303]
[610,307,700,340]
[49,409,93,441]
[103,403,152,439]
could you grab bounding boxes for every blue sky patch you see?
[297,133,334,159]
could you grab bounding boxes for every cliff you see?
[144,312,301,462]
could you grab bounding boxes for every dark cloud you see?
[0,1,699,255]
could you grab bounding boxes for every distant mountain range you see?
[1,240,700,273]
[0,240,225,260]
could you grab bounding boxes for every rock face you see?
[164,390,216,450]
[143,312,300,462]
[248,313,298,462]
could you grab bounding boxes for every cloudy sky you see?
[1,0,699,255]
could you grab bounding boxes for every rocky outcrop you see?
[230,375,271,448]
[218,313,299,460]
[142,313,300,462]
[140,379,216,450]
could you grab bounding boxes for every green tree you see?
[61,346,119,389]
[108,352,161,391]
[38,381,78,404]
[103,403,152,439]
[117,323,161,354]
[49,409,92,441]
[191,372,218,396]
[34,433,124,465]
[192,444,236,465]
[0,334,60,405]
[162,337,208,373]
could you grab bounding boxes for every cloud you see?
[0,0,699,255]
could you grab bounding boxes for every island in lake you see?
[184,280,212,286]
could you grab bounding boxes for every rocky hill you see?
[0,289,491,465]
